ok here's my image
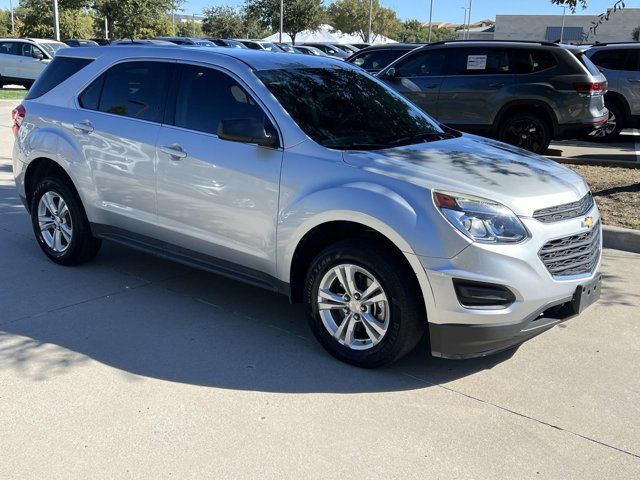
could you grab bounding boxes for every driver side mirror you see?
[31,49,44,60]
[218,118,279,148]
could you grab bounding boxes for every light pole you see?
[466,0,473,40]
[52,0,60,41]
[104,17,108,39]
[368,0,374,43]
[9,0,14,35]
[428,0,434,43]
[279,0,284,43]
[560,6,567,43]
[192,13,196,36]
[460,7,469,40]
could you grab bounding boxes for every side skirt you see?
[90,223,291,298]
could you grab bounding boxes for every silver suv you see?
[585,43,640,139]
[379,41,609,154]
[12,47,602,367]
[0,38,67,88]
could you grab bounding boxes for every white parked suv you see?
[11,46,603,367]
[0,38,67,88]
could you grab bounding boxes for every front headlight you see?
[433,191,529,244]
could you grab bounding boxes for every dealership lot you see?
[1,100,639,478]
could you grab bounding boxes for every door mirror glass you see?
[218,118,278,148]
[31,49,44,60]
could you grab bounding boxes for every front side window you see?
[257,67,447,150]
[20,43,42,58]
[395,50,446,77]
[174,64,267,135]
[79,61,173,123]
[352,50,410,71]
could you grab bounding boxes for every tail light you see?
[11,104,25,136]
[573,81,607,95]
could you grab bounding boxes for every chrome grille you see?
[538,222,601,277]
[533,193,594,223]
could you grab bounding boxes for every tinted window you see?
[27,56,93,99]
[174,65,266,135]
[446,48,512,75]
[396,50,446,77]
[256,67,445,149]
[590,49,637,71]
[19,43,42,57]
[78,75,104,110]
[351,49,411,71]
[89,61,172,122]
[573,51,602,76]
[0,41,17,55]
[511,49,557,73]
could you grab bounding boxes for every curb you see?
[548,156,640,169]
[603,225,640,254]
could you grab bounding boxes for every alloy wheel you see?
[505,119,544,152]
[317,264,390,350]
[37,191,73,253]
[589,111,617,138]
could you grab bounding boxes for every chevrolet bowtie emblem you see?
[582,217,594,229]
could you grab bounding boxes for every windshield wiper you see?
[385,131,456,147]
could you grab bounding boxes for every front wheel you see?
[304,239,426,368]
[498,112,552,154]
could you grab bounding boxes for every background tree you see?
[633,25,640,41]
[202,6,244,38]
[245,0,324,44]
[397,19,456,43]
[327,0,400,42]
[93,0,174,40]
[176,19,203,37]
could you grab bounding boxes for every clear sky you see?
[172,0,624,21]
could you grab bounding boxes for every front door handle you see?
[159,144,187,159]
[489,82,505,89]
[425,83,438,89]
[73,120,93,133]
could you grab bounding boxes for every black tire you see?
[303,239,426,368]
[498,112,552,154]
[587,102,624,142]
[30,176,102,266]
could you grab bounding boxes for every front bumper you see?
[420,208,602,359]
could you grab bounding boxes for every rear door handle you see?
[159,144,187,159]
[489,82,505,89]
[73,120,93,133]
[425,83,438,89]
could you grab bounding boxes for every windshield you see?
[261,43,282,52]
[256,67,447,149]
[40,42,67,56]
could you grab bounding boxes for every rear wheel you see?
[498,112,552,154]
[30,176,101,265]
[588,102,624,141]
[303,239,426,368]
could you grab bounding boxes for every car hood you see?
[341,134,589,217]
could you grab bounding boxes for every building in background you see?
[457,8,640,43]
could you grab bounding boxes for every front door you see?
[155,63,283,276]
[382,49,447,119]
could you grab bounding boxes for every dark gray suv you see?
[379,40,609,154]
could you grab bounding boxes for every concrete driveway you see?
[0,100,639,479]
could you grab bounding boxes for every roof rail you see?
[427,39,560,47]
[589,41,640,47]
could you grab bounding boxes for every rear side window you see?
[351,49,410,71]
[0,41,17,55]
[26,56,93,99]
[79,61,173,123]
[511,50,557,74]
[572,51,602,76]
[590,49,638,71]
[396,50,446,77]
[173,64,267,135]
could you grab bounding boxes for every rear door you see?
[381,48,447,118]
[0,41,21,79]
[589,48,640,116]
[437,47,518,129]
[154,63,283,275]
[72,60,175,235]
[619,49,640,116]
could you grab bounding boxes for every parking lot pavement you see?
[1,101,639,479]
[549,130,640,165]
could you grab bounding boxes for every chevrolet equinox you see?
[12,47,602,367]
